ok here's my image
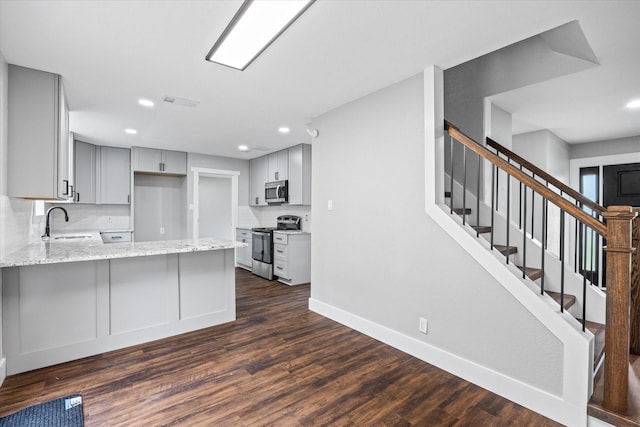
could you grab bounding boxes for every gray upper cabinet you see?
[7,65,73,200]
[288,144,312,205]
[249,155,269,206]
[249,144,311,207]
[74,140,96,204]
[98,146,130,204]
[132,147,186,176]
[268,150,288,181]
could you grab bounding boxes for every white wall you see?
[310,73,563,396]
[570,134,640,159]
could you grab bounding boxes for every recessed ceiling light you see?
[626,99,640,109]
[205,0,315,71]
[138,99,155,107]
[238,144,249,152]
[125,129,137,135]
[278,126,290,134]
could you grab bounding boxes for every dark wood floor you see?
[0,268,561,426]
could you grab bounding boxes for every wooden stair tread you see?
[453,207,472,215]
[472,225,492,234]
[581,320,605,369]
[545,291,576,310]
[517,266,543,281]
[494,245,517,256]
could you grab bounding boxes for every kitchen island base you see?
[2,249,236,375]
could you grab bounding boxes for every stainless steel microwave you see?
[265,180,288,204]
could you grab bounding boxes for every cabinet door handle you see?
[276,266,283,270]
[111,236,122,239]
[128,194,130,204]
[76,192,80,202]
[62,179,69,195]
[255,196,259,205]
[275,171,279,180]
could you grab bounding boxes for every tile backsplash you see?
[47,203,131,232]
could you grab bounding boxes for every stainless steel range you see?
[251,215,302,280]
[251,227,276,280]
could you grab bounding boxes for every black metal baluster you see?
[506,174,511,265]
[560,210,566,312]
[449,135,455,214]
[491,164,496,250]
[522,185,528,279]
[476,153,481,238]
[582,223,588,332]
[541,198,547,295]
[544,182,550,250]
[519,165,523,229]
[578,221,584,279]
[462,146,467,225]
[531,177,535,240]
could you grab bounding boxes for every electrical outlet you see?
[419,317,428,334]
[328,200,333,211]
[160,227,165,235]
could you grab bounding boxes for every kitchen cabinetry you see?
[100,231,132,243]
[249,156,269,206]
[7,65,73,200]
[273,232,311,285]
[132,147,187,175]
[249,144,311,206]
[98,146,130,204]
[268,150,289,181]
[288,144,312,205]
[74,140,96,204]
[235,228,253,270]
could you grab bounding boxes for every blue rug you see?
[0,394,84,427]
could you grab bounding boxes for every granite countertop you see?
[0,232,246,268]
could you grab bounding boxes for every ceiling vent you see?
[162,96,200,108]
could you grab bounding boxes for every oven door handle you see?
[276,185,281,199]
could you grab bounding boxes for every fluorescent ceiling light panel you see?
[206,0,315,71]
[626,99,640,109]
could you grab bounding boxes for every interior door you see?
[198,176,232,240]
[604,163,640,208]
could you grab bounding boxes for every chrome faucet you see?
[42,206,69,239]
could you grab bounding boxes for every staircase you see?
[443,121,639,425]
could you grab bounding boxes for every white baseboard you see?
[309,297,583,426]
[0,357,6,387]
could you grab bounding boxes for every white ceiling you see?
[1,0,639,158]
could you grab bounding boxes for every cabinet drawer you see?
[274,243,288,261]
[274,261,289,279]
[100,231,132,243]
[273,233,288,244]
[237,229,252,239]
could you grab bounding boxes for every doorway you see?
[192,167,239,241]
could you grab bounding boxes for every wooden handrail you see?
[486,137,606,215]
[444,121,607,237]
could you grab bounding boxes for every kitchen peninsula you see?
[1,234,244,375]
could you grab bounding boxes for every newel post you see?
[631,208,640,355]
[602,206,637,414]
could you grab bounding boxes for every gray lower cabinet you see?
[273,232,311,285]
[7,65,72,200]
[1,249,236,375]
[74,140,96,204]
[98,146,130,204]
[236,228,253,270]
[132,147,187,175]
